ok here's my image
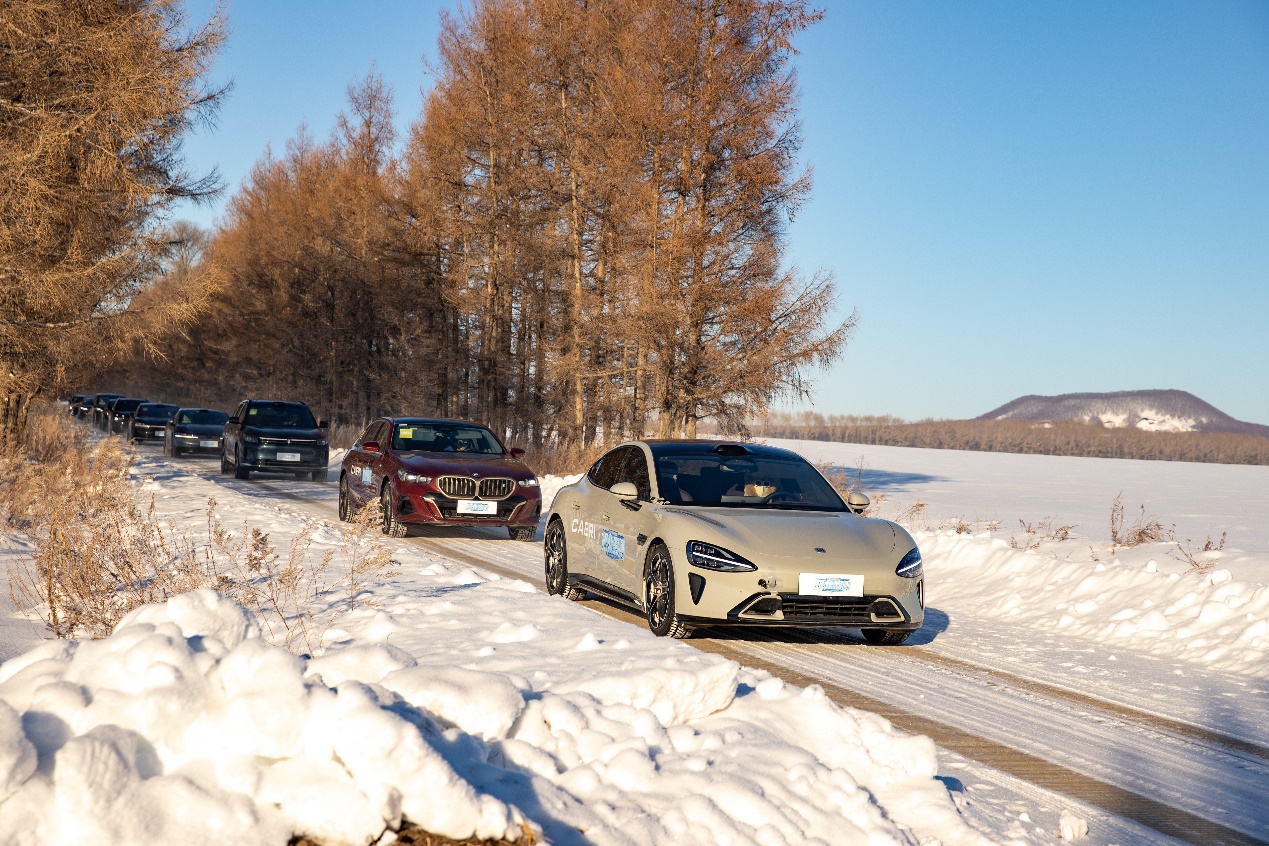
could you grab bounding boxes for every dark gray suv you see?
[221,399,329,481]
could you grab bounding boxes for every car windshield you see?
[652,449,847,511]
[391,422,504,454]
[137,404,177,419]
[245,403,317,428]
[112,399,143,413]
[179,409,229,425]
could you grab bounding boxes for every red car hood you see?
[395,451,534,479]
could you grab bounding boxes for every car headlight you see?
[896,546,923,578]
[687,541,757,572]
[241,432,260,444]
[518,478,539,488]
[397,469,432,484]
[315,438,328,447]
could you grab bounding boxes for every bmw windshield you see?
[391,422,504,455]
[652,448,847,511]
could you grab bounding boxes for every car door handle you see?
[601,513,610,521]
[571,502,580,509]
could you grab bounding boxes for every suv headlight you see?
[397,469,431,484]
[687,541,757,572]
[241,432,260,444]
[518,478,539,488]
[315,437,328,447]
[896,546,923,578]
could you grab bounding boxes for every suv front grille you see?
[437,476,516,500]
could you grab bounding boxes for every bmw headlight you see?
[397,469,432,484]
[518,478,539,488]
[896,546,923,578]
[241,432,260,444]
[687,541,757,573]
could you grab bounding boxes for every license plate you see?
[456,500,496,515]
[277,452,301,462]
[200,440,218,448]
[799,572,864,597]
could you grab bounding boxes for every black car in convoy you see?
[66,395,90,417]
[107,397,148,434]
[91,393,124,429]
[221,399,329,481]
[165,408,230,458]
[128,403,179,442]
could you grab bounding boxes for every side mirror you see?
[611,481,639,499]
[846,492,870,515]
[510,447,526,459]
[319,420,329,429]
[227,416,239,425]
[362,441,381,454]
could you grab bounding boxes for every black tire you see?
[220,448,232,475]
[509,526,536,542]
[861,628,912,646]
[233,447,250,480]
[380,485,408,537]
[338,475,352,523]
[644,543,693,638]
[544,520,586,600]
[310,469,325,482]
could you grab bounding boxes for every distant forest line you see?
[746,413,1269,466]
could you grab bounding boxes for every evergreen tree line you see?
[108,0,854,448]
[749,413,1269,466]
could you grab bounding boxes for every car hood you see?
[395,451,533,479]
[661,507,899,561]
[174,423,224,437]
[242,426,324,440]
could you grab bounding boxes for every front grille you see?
[437,476,516,500]
[479,478,515,499]
[438,476,477,498]
[777,594,877,624]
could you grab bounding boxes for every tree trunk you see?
[0,393,34,451]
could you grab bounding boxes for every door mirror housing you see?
[610,481,639,499]
[319,420,329,429]
[509,447,526,459]
[227,416,239,425]
[362,441,381,454]
[846,492,870,515]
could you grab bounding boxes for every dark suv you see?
[106,397,148,434]
[221,400,329,481]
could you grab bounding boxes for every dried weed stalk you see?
[1109,491,1167,549]
[1011,517,1077,550]
[2,411,396,650]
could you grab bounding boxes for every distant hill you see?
[979,390,1269,438]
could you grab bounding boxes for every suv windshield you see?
[137,404,178,419]
[391,422,504,454]
[112,399,143,413]
[245,403,317,428]
[652,448,846,512]
[180,409,229,426]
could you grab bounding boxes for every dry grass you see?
[1,407,396,649]
[1108,491,1167,550]
[288,819,538,846]
[1011,517,1077,550]
[520,438,606,478]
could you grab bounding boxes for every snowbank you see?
[0,580,994,846]
[922,529,1269,676]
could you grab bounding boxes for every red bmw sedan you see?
[339,417,541,540]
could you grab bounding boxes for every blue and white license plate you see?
[200,440,218,448]
[277,452,301,462]
[456,500,496,515]
[799,572,864,597]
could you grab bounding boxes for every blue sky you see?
[177,1,1269,425]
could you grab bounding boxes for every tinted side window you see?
[356,423,379,447]
[615,447,652,500]
[588,448,624,490]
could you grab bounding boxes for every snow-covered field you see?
[0,436,1266,845]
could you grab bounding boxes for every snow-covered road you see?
[158,448,1267,846]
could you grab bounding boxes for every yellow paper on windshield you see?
[399,428,414,439]
[248,408,257,415]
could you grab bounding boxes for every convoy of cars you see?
[67,392,925,643]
